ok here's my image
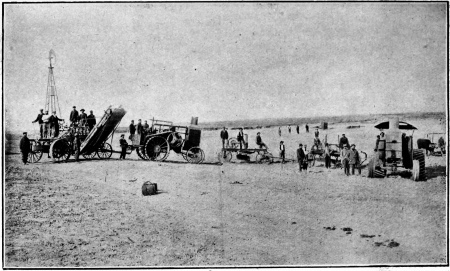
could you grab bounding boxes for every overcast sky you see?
[4,3,447,132]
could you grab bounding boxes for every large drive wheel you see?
[412,149,426,181]
[28,140,43,163]
[186,147,204,164]
[367,157,385,178]
[50,139,70,162]
[218,150,232,163]
[96,143,113,159]
[136,146,148,160]
[145,136,170,161]
[228,138,239,149]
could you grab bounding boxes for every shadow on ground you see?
[426,165,447,179]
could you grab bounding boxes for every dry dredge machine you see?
[367,118,426,181]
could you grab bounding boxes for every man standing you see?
[49,111,62,138]
[348,144,360,175]
[119,134,128,160]
[339,134,350,149]
[32,109,45,139]
[279,141,286,163]
[87,110,96,132]
[297,143,306,172]
[288,125,291,134]
[278,127,282,137]
[237,128,245,150]
[19,132,30,165]
[42,110,51,138]
[69,106,79,126]
[305,124,309,133]
[296,125,300,134]
[143,120,150,132]
[129,120,136,141]
[137,119,144,134]
[324,143,331,169]
[314,128,320,138]
[256,132,268,149]
[220,127,229,149]
[341,144,350,176]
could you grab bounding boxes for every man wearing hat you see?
[279,141,286,163]
[341,144,351,176]
[42,110,51,138]
[19,132,31,165]
[129,120,136,141]
[119,134,128,159]
[49,111,62,138]
[297,143,306,172]
[348,144,360,175]
[32,109,45,139]
[237,128,245,150]
[256,132,268,149]
[69,106,79,126]
[87,110,96,132]
[78,109,87,131]
[339,134,350,149]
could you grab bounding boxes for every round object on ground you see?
[186,147,204,164]
[28,140,43,163]
[50,139,70,162]
[412,149,426,181]
[96,142,113,159]
[218,150,232,163]
[142,181,157,196]
[82,150,96,159]
[145,136,170,161]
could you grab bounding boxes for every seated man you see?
[314,136,321,148]
[256,132,268,149]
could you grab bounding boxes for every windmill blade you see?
[49,49,56,66]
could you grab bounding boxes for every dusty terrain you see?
[4,117,448,267]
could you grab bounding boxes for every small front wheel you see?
[186,147,204,164]
[97,143,113,159]
[218,150,232,163]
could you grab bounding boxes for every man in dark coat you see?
[129,120,136,141]
[69,106,79,126]
[49,111,62,138]
[20,132,31,164]
[136,119,144,135]
[314,129,320,138]
[339,134,350,149]
[297,143,306,172]
[237,128,245,150]
[220,127,229,149]
[305,124,309,133]
[119,134,128,159]
[143,120,150,132]
[32,109,45,138]
[256,132,267,149]
[348,144,360,175]
[87,110,96,131]
[296,125,300,134]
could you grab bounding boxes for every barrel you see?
[142,181,157,196]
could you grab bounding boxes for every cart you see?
[426,133,446,156]
[130,119,205,164]
[27,106,126,163]
[218,147,274,163]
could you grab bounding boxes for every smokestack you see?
[389,117,400,130]
[191,117,198,125]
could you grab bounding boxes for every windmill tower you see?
[45,49,62,117]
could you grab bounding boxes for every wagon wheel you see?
[186,147,204,164]
[218,150,232,163]
[82,150,96,159]
[28,140,43,163]
[256,152,273,164]
[228,138,239,149]
[145,136,170,161]
[96,143,113,159]
[50,139,70,162]
[136,146,149,160]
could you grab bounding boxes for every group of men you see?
[32,109,63,139]
[277,124,310,137]
[69,106,96,133]
[128,119,152,140]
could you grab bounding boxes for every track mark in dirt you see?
[230,181,243,185]
[323,226,336,230]
[374,239,400,248]
[341,227,353,232]
[360,234,376,238]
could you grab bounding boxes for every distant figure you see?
[19,132,30,165]
[305,124,309,133]
[49,111,62,138]
[296,125,299,134]
[69,106,79,126]
[324,143,331,169]
[32,109,45,139]
[348,144,360,175]
[119,134,128,160]
[380,132,386,140]
[256,132,268,149]
[297,143,306,172]
[339,134,349,149]
[314,128,319,138]
[279,141,285,163]
[288,125,291,134]
[42,110,51,138]
[341,144,350,176]
[438,136,445,155]
[143,120,150,132]
[278,127,282,137]
[220,127,229,149]
[237,128,245,150]
[87,110,96,131]
[129,120,136,140]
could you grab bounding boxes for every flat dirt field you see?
[4,117,448,267]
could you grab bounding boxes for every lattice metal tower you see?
[45,49,62,117]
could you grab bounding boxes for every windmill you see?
[45,49,62,117]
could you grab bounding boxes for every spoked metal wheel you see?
[218,150,232,163]
[82,150,96,159]
[136,146,149,160]
[228,138,239,149]
[96,143,113,159]
[145,136,170,161]
[28,140,43,163]
[50,139,70,162]
[186,147,204,164]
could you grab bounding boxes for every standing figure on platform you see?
[32,109,45,139]
[49,111,62,138]
[69,106,79,126]
[87,110,96,132]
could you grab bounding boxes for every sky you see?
[3,2,447,132]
